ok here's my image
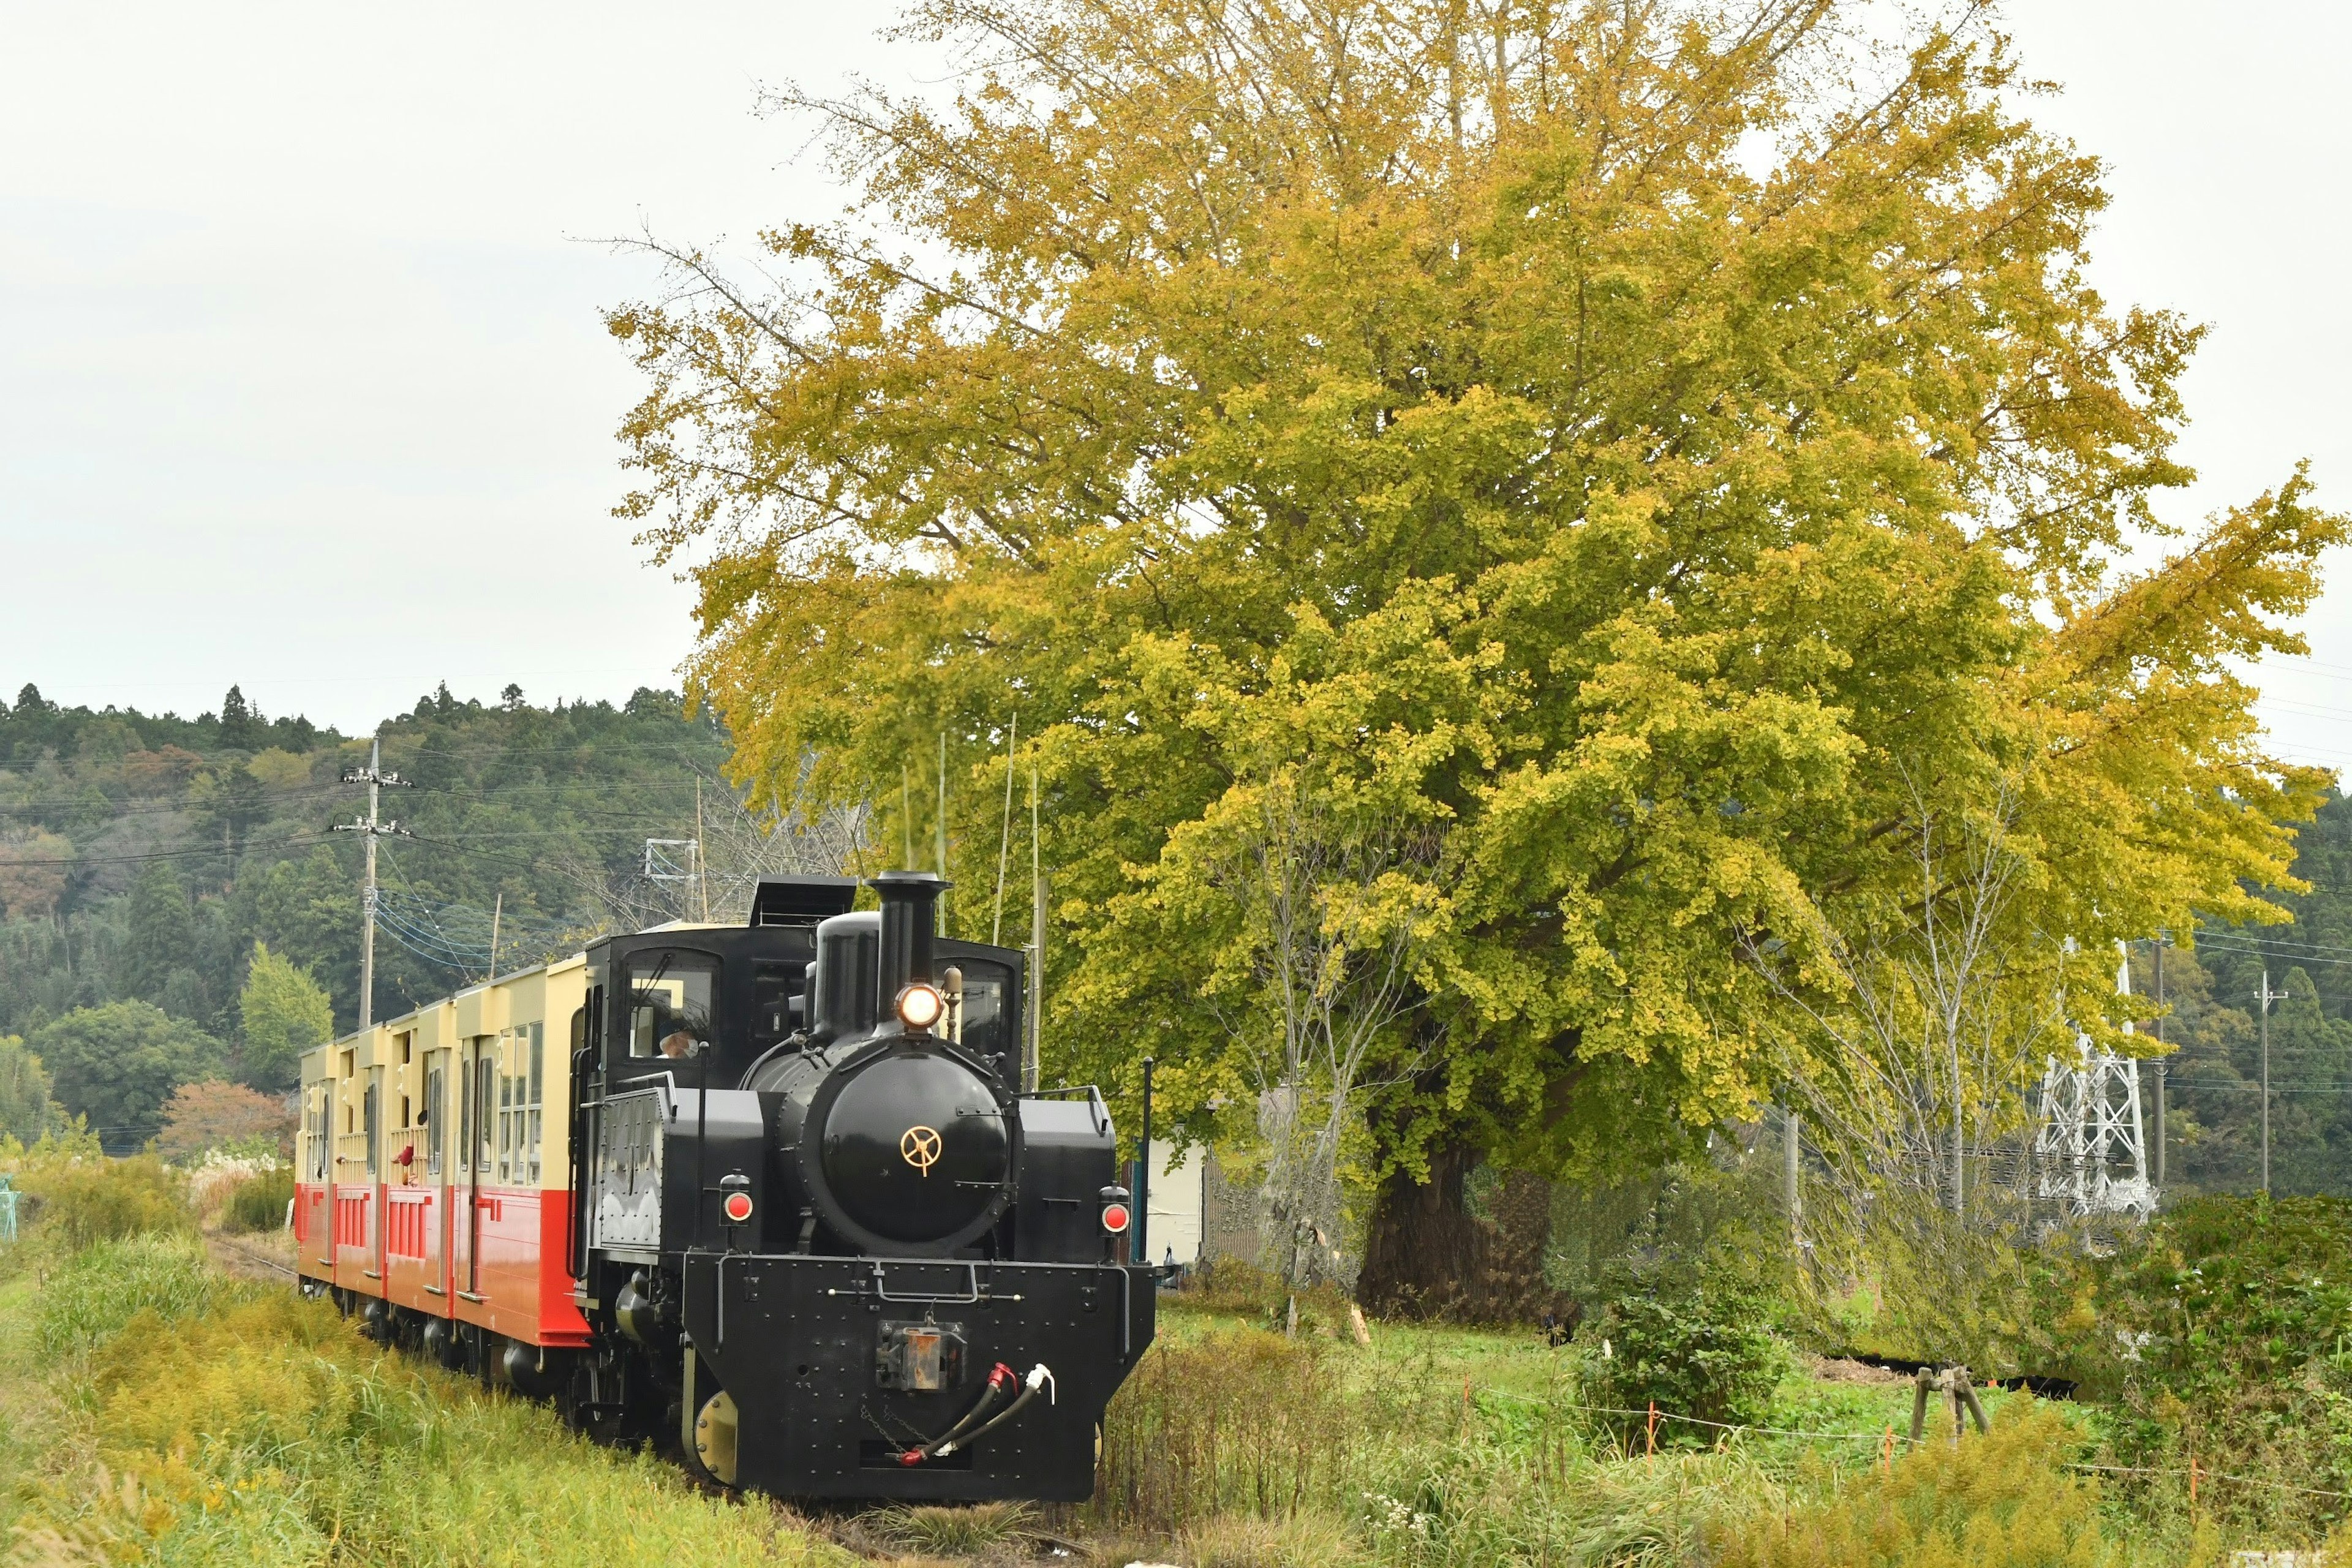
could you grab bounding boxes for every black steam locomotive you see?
[570,871,1153,1499]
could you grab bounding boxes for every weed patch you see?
[7,1229,846,1566]
[221,1164,294,1234]
[1711,1407,2108,1567]
[2066,1195,2352,1545]
[15,1153,189,1251]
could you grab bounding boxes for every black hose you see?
[897,1363,1016,1466]
[938,1382,1038,1454]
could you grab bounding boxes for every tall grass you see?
[1088,1321,1807,1566]
[37,1231,228,1362]
[7,1232,846,1567]
[222,1164,295,1234]
[1084,1315,2250,1567]
[13,1152,190,1251]
[1710,1407,2116,1568]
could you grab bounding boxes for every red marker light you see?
[723,1192,754,1224]
[1100,1203,1131,1234]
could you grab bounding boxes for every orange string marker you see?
[1882,1424,1894,1476]
[2190,1453,2200,1506]
[1647,1401,1659,1458]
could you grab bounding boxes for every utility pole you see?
[334,738,409,1030]
[2259,968,2283,1195]
[695,777,710,922]
[937,731,949,935]
[2152,936,2166,1189]
[487,892,502,982]
[993,715,1018,945]
[1028,763,1044,1094]
[1785,1107,1803,1248]
[1137,1055,1155,1265]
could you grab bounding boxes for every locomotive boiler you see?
[295,870,1153,1502]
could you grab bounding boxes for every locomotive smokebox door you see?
[876,1321,966,1391]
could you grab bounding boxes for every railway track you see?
[206,1232,301,1283]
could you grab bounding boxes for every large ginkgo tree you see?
[611,0,2340,1313]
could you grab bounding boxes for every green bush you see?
[2059,1194,2352,1545]
[221,1165,293,1233]
[15,1153,189,1250]
[1587,1276,1786,1444]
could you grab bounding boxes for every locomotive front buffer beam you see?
[677,1252,1154,1501]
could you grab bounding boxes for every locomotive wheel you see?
[690,1390,739,1488]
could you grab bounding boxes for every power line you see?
[0,835,335,869]
[2190,930,2352,960]
[2167,1083,2352,1095]
[0,783,347,818]
[0,771,719,815]
[2192,940,2352,970]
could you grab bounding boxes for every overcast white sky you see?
[2,3,2348,771]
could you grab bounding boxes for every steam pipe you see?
[1137,1056,1153,1267]
[870,871,949,1012]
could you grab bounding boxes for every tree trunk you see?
[1357,1142,1574,1325]
[1357,1137,1480,1319]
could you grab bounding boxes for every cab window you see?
[625,952,719,1061]
[954,959,1017,1069]
[751,959,805,1052]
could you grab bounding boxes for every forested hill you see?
[0,680,744,1079]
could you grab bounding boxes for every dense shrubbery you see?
[1587,1278,1787,1444]
[2060,1194,2352,1545]
[221,1164,293,1233]
[13,1151,189,1250]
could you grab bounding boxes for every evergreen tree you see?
[218,684,262,750]
[244,846,360,1028]
[121,862,195,1001]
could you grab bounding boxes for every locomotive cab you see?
[570,870,1153,1501]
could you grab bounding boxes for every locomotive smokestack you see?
[870,871,949,1012]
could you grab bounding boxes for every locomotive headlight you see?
[897,982,945,1031]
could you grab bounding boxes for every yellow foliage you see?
[15,1154,189,1251]
[243,749,311,791]
[614,0,2342,1186]
[1711,1409,2108,1568]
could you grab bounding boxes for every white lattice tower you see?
[2034,945,2154,1221]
